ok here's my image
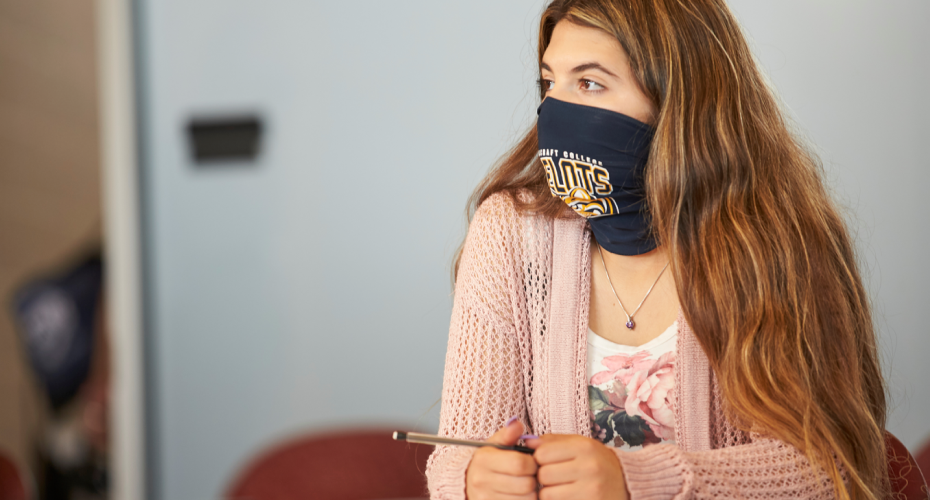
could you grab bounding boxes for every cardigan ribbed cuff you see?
[430,446,476,500]
[615,444,687,500]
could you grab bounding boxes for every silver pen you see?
[393,431,534,454]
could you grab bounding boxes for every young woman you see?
[426,0,888,499]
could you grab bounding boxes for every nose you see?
[546,83,578,104]
[545,82,582,106]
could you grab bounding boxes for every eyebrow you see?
[540,61,619,78]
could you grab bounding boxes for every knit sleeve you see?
[614,436,839,500]
[425,194,530,500]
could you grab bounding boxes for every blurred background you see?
[0,0,927,499]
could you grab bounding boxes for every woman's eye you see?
[582,79,605,91]
[538,79,554,92]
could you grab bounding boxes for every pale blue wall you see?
[135,1,929,499]
[136,1,545,499]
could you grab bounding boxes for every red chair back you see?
[886,432,929,500]
[916,437,930,487]
[0,451,27,500]
[225,428,429,500]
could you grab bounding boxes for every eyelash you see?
[537,78,606,94]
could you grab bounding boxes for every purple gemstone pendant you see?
[625,320,635,330]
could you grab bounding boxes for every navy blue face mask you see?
[536,97,657,256]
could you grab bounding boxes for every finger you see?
[522,435,542,449]
[483,472,538,496]
[538,483,575,500]
[487,418,525,446]
[491,494,537,500]
[478,448,538,476]
[536,461,578,487]
[525,433,575,450]
[533,436,595,465]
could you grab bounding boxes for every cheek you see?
[616,95,656,124]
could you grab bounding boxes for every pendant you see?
[625,319,635,330]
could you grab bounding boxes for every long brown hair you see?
[463,0,888,498]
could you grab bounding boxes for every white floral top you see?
[587,321,677,450]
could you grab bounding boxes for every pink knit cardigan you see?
[426,193,838,499]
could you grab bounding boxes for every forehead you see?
[542,21,629,71]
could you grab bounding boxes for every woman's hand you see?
[525,435,629,500]
[466,418,539,500]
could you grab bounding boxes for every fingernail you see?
[520,434,539,440]
[505,415,519,426]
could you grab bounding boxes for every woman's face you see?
[540,21,656,125]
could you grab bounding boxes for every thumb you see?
[487,417,524,446]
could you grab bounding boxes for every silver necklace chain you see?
[596,244,669,330]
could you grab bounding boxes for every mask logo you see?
[565,187,617,217]
[539,152,617,218]
[536,97,657,255]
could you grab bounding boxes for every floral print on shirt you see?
[588,350,676,448]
